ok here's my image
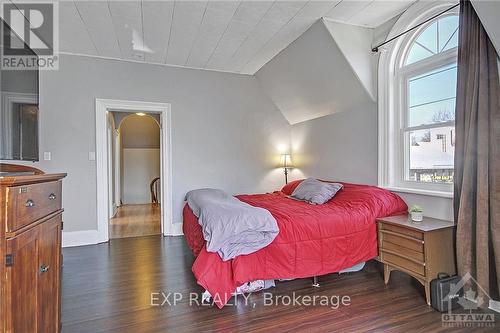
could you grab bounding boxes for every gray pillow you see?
[291,178,343,205]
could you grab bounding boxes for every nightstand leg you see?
[424,283,431,306]
[384,264,391,284]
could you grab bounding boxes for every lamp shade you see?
[280,154,293,168]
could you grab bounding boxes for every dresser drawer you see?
[380,232,424,253]
[380,222,423,240]
[381,240,425,262]
[6,181,62,232]
[380,250,425,277]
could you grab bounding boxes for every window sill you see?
[382,186,453,198]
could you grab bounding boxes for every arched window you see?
[405,15,459,65]
[378,3,459,196]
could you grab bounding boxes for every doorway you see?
[95,99,174,244]
[108,112,161,239]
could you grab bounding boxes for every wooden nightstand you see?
[377,215,456,305]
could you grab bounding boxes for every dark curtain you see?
[454,0,500,304]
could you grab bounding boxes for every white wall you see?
[35,54,289,232]
[392,192,453,221]
[471,0,500,55]
[1,70,38,94]
[120,115,160,204]
[119,114,160,149]
[290,98,454,221]
[322,19,376,101]
[123,148,160,204]
[285,10,455,221]
[256,20,374,125]
[291,104,377,185]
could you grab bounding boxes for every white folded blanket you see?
[186,188,279,261]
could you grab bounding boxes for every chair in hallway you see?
[150,177,160,204]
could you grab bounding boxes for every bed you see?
[183,180,408,308]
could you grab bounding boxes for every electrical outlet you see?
[89,152,96,161]
[43,152,51,160]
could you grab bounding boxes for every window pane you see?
[408,64,457,126]
[407,126,454,183]
[409,97,456,127]
[406,44,434,65]
[442,30,458,52]
[404,15,458,66]
[439,15,459,52]
[416,21,438,54]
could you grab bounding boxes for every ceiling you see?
[256,19,377,124]
[58,0,416,74]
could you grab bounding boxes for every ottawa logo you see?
[442,272,497,328]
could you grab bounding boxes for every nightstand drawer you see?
[380,223,423,240]
[380,250,425,276]
[380,231,424,253]
[381,241,424,262]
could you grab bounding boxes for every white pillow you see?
[291,178,343,205]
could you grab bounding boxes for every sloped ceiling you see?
[322,19,376,101]
[471,0,500,55]
[256,19,376,124]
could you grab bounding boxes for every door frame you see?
[1,92,38,159]
[95,98,174,243]
[106,120,115,218]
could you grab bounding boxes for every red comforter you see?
[183,181,407,308]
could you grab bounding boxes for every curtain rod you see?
[371,3,460,53]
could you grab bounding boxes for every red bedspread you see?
[183,181,407,308]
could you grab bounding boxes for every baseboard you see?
[490,300,500,313]
[62,230,100,248]
[464,295,500,314]
[165,222,183,236]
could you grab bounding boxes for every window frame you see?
[378,2,459,198]
[398,50,457,193]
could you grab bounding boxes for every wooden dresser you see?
[0,163,66,332]
[377,215,456,305]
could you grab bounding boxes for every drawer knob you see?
[39,264,50,274]
[25,199,35,208]
[49,193,57,200]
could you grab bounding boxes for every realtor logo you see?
[1,1,59,70]
[442,273,496,328]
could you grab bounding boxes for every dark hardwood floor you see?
[62,235,498,332]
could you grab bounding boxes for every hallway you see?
[109,204,161,239]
